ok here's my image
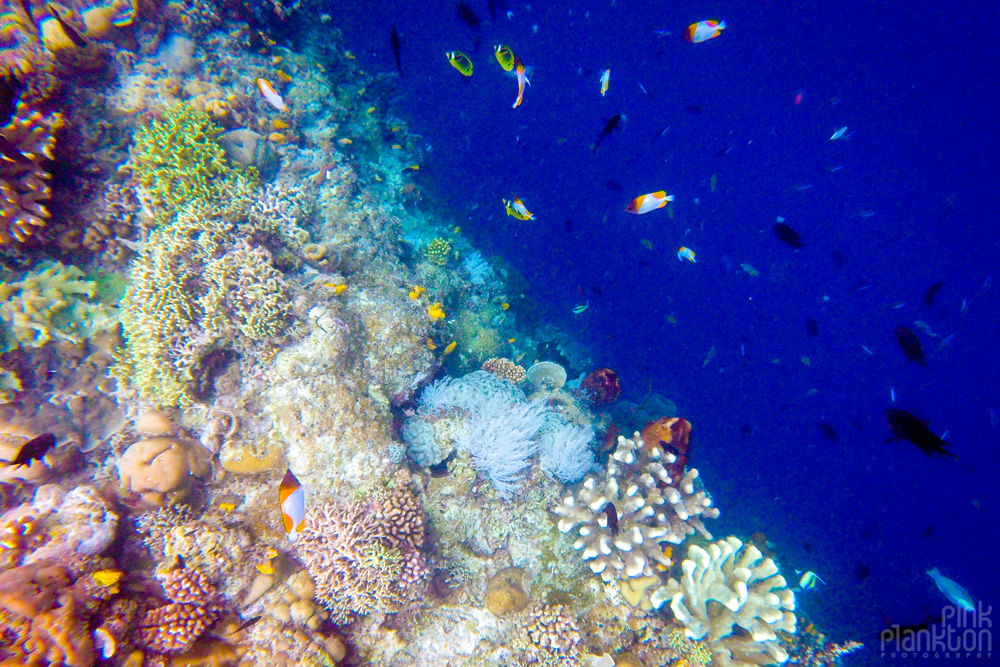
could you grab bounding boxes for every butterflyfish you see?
[503,196,534,220]
[677,246,697,263]
[278,469,305,542]
[446,51,473,76]
[600,69,610,96]
[684,19,726,43]
[495,44,515,71]
[257,78,288,111]
[512,56,530,108]
[625,191,674,215]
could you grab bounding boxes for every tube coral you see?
[0,101,64,244]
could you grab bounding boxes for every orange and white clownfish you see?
[677,246,697,263]
[257,77,288,111]
[512,56,531,108]
[625,191,674,215]
[503,196,534,220]
[684,19,726,43]
[599,69,610,97]
[278,469,305,542]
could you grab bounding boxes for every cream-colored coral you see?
[552,434,718,583]
[117,436,212,506]
[0,102,63,244]
[651,536,797,667]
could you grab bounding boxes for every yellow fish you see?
[503,196,534,220]
[442,341,458,357]
[446,51,473,76]
[409,285,426,299]
[426,338,437,350]
[428,302,446,320]
[218,502,236,512]
[92,570,123,587]
[502,302,510,310]
[256,561,275,575]
[495,44,515,71]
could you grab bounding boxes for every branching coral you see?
[130,104,258,225]
[650,536,797,667]
[113,213,290,406]
[0,101,64,244]
[0,261,118,353]
[552,434,719,583]
[294,486,427,625]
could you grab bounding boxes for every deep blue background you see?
[321,1,999,663]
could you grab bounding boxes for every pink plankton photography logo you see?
[880,603,992,660]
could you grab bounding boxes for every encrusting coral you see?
[651,536,797,667]
[552,433,719,584]
[117,436,212,507]
[0,101,64,244]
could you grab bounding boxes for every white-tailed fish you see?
[677,246,696,263]
[503,196,533,220]
[830,126,851,141]
[512,56,530,108]
[625,191,673,215]
[446,51,473,76]
[599,69,610,96]
[257,78,288,111]
[279,469,305,542]
[926,568,975,612]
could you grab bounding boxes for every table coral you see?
[0,261,118,353]
[651,536,797,667]
[552,434,719,584]
[129,103,258,225]
[0,101,64,244]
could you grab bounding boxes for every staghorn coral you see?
[552,434,719,584]
[0,101,63,244]
[129,103,258,225]
[0,261,118,353]
[114,213,290,406]
[650,536,797,667]
[294,486,428,624]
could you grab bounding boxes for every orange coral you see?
[641,416,692,479]
[0,101,64,244]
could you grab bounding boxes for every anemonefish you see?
[512,57,530,108]
[625,191,674,215]
[495,44,515,71]
[278,469,305,542]
[446,51,473,76]
[504,196,534,220]
[677,246,697,263]
[599,69,610,97]
[257,78,288,111]
[684,19,726,43]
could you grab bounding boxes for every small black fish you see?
[818,421,838,443]
[895,326,926,366]
[590,285,603,297]
[880,615,942,645]
[389,26,402,75]
[45,3,87,48]
[832,249,846,266]
[685,104,703,115]
[773,223,805,248]
[854,563,871,580]
[230,615,262,635]
[885,408,956,459]
[806,317,819,337]
[922,525,935,538]
[3,433,56,469]
[0,135,31,165]
[601,502,619,536]
[605,179,623,191]
[715,144,734,158]
[851,418,865,432]
[741,424,751,437]
[924,280,944,306]
[564,219,573,234]
[593,114,623,153]
[456,2,481,31]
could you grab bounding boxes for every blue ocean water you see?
[325,1,998,663]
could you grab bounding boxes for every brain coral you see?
[0,101,64,244]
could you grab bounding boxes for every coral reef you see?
[117,436,212,506]
[0,261,118,353]
[129,104,258,224]
[294,483,427,624]
[482,356,527,384]
[0,101,64,244]
[138,565,226,654]
[641,416,692,479]
[651,536,797,666]
[423,237,452,266]
[580,368,622,405]
[484,566,530,616]
[552,434,719,584]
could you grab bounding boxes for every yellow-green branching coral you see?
[130,104,258,224]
